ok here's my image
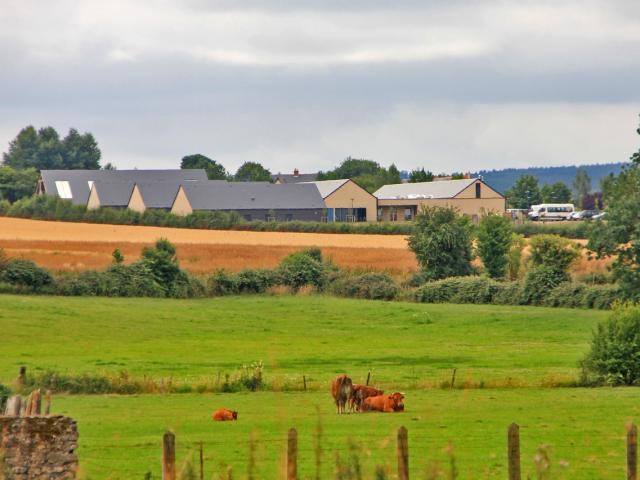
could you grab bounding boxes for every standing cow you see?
[331,374,353,414]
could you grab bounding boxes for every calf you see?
[331,374,353,414]
[349,384,384,412]
[212,408,238,421]
[362,392,405,413]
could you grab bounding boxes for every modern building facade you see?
[302,179,377,222]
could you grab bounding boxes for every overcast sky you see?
[1,0,639,174]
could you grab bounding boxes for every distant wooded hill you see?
[473,163,627,193]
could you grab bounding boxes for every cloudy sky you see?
[1,1,639,174]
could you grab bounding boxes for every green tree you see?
[583,303,640,385]
[102,163,117,170]
[180,153,227,180]
[408,206,474,281]
[234,161,271,182]
[61,128,101,169]
[540,181,572,203]
[450,172,466,180]
[140,238,181,286]
[572,168,592,208]
[409,168,434,183]
[317,157,400,192]
[588,115,640,301]
[476,212,513,279]
[0,166,39,202]
[505,175,542,209]
[3,125,101,170]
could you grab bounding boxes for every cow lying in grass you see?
[362,392,405,413]
[349,384,384,412]
[212,408,238,421]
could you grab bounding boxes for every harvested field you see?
[0,217,417,274]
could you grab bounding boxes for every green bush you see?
[521,265,568,305]
[329,271,399,300]
[101,264,165,297]
[0,383,11,411]
[414,276,502,304]
[236,269,280,294]
[583,303,640,385]
[492,281,524,305]
[1,259,53,289]
[207,270,240,296]
[514,222,590,239]
[278,248,327,291]
[528,234,581,272]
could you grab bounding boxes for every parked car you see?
[591,211,608,220]
[570,210,599,221]
[528,203,575,221]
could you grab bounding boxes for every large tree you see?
[409,168,434,183]
[0,166,39,202]
[234,161,271,182]
[408,206,474,281]
[505,174,542,209]
[317,157,400,192]
[588,115,640,300]
[572,168,592,208]
[540,181,572,203]
[181,153,227,180]
[3,125,101,170]
[476,213,513,279]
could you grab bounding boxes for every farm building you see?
[86,182,135,209]
[374,178,505,222]
[37,169,207,205]
[171,181,326,221]
[271,169,317,184]
[302,179,377,222]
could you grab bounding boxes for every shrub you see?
[0,383,11,412]
[528,234,581,272]
[415,276,502,304]
[1,259,53,289]
[101,263,165,297]
[521,265,568,305]
[167,271,206,299]
[583,303,640,385]
[278,249,326,291]
[492,281,524,305]
[329,271,399,300]
[207,270,240,296]
[476,213,513,279]
[236,269,280,294]
[408,206,474,281]
[513,221,589,239]
[507,234,526,280]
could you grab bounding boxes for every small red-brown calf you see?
[349,384,384,412]
[212,408,238,421]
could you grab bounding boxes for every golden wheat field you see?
[0,217,612,276]
[0,218,417,274]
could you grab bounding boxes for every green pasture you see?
[56,388,638,479]
[0,295,606,388]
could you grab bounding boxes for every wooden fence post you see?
[287,428,298,480]
[199,441,204,480]
[17,366,26,388]
[303,376,307,391]
[507,423,521,480]
[4,395,22,416]
[450,369,457,389]
[628,423,637,480]
[366,371,371,386]
[33,389,41,416]
[397,426,409,480]
[44,390,51,416]
[162,431,176,480]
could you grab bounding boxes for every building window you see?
[335,208,348,222]
[55,181,72,199]
[475,182,481,198]
[390,208,398,222]
[404,208,413,221]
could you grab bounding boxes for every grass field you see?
[1,295,627,479]
[0,295,606,388]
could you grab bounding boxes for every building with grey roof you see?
[37,169,208,205]
[374,178,505,222]
[271,169,317,184]
[300,179,377,222]
[171,181,325,221]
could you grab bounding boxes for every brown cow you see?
[349,384,384,412]
[331,374,353,414]
[362,392,405,413]
[212,408,238,421]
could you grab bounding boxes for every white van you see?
[528,204,575,221]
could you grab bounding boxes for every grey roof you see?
[271,172,318,183]
[181,181,326,211]
[91,182,135,207]
[135,180,226,209]
[40,169,208,205]
[300,179,350,198]
[374,178,478,200]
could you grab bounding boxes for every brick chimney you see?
[293,168,299,176]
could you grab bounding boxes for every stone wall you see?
[0,416,78,480]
